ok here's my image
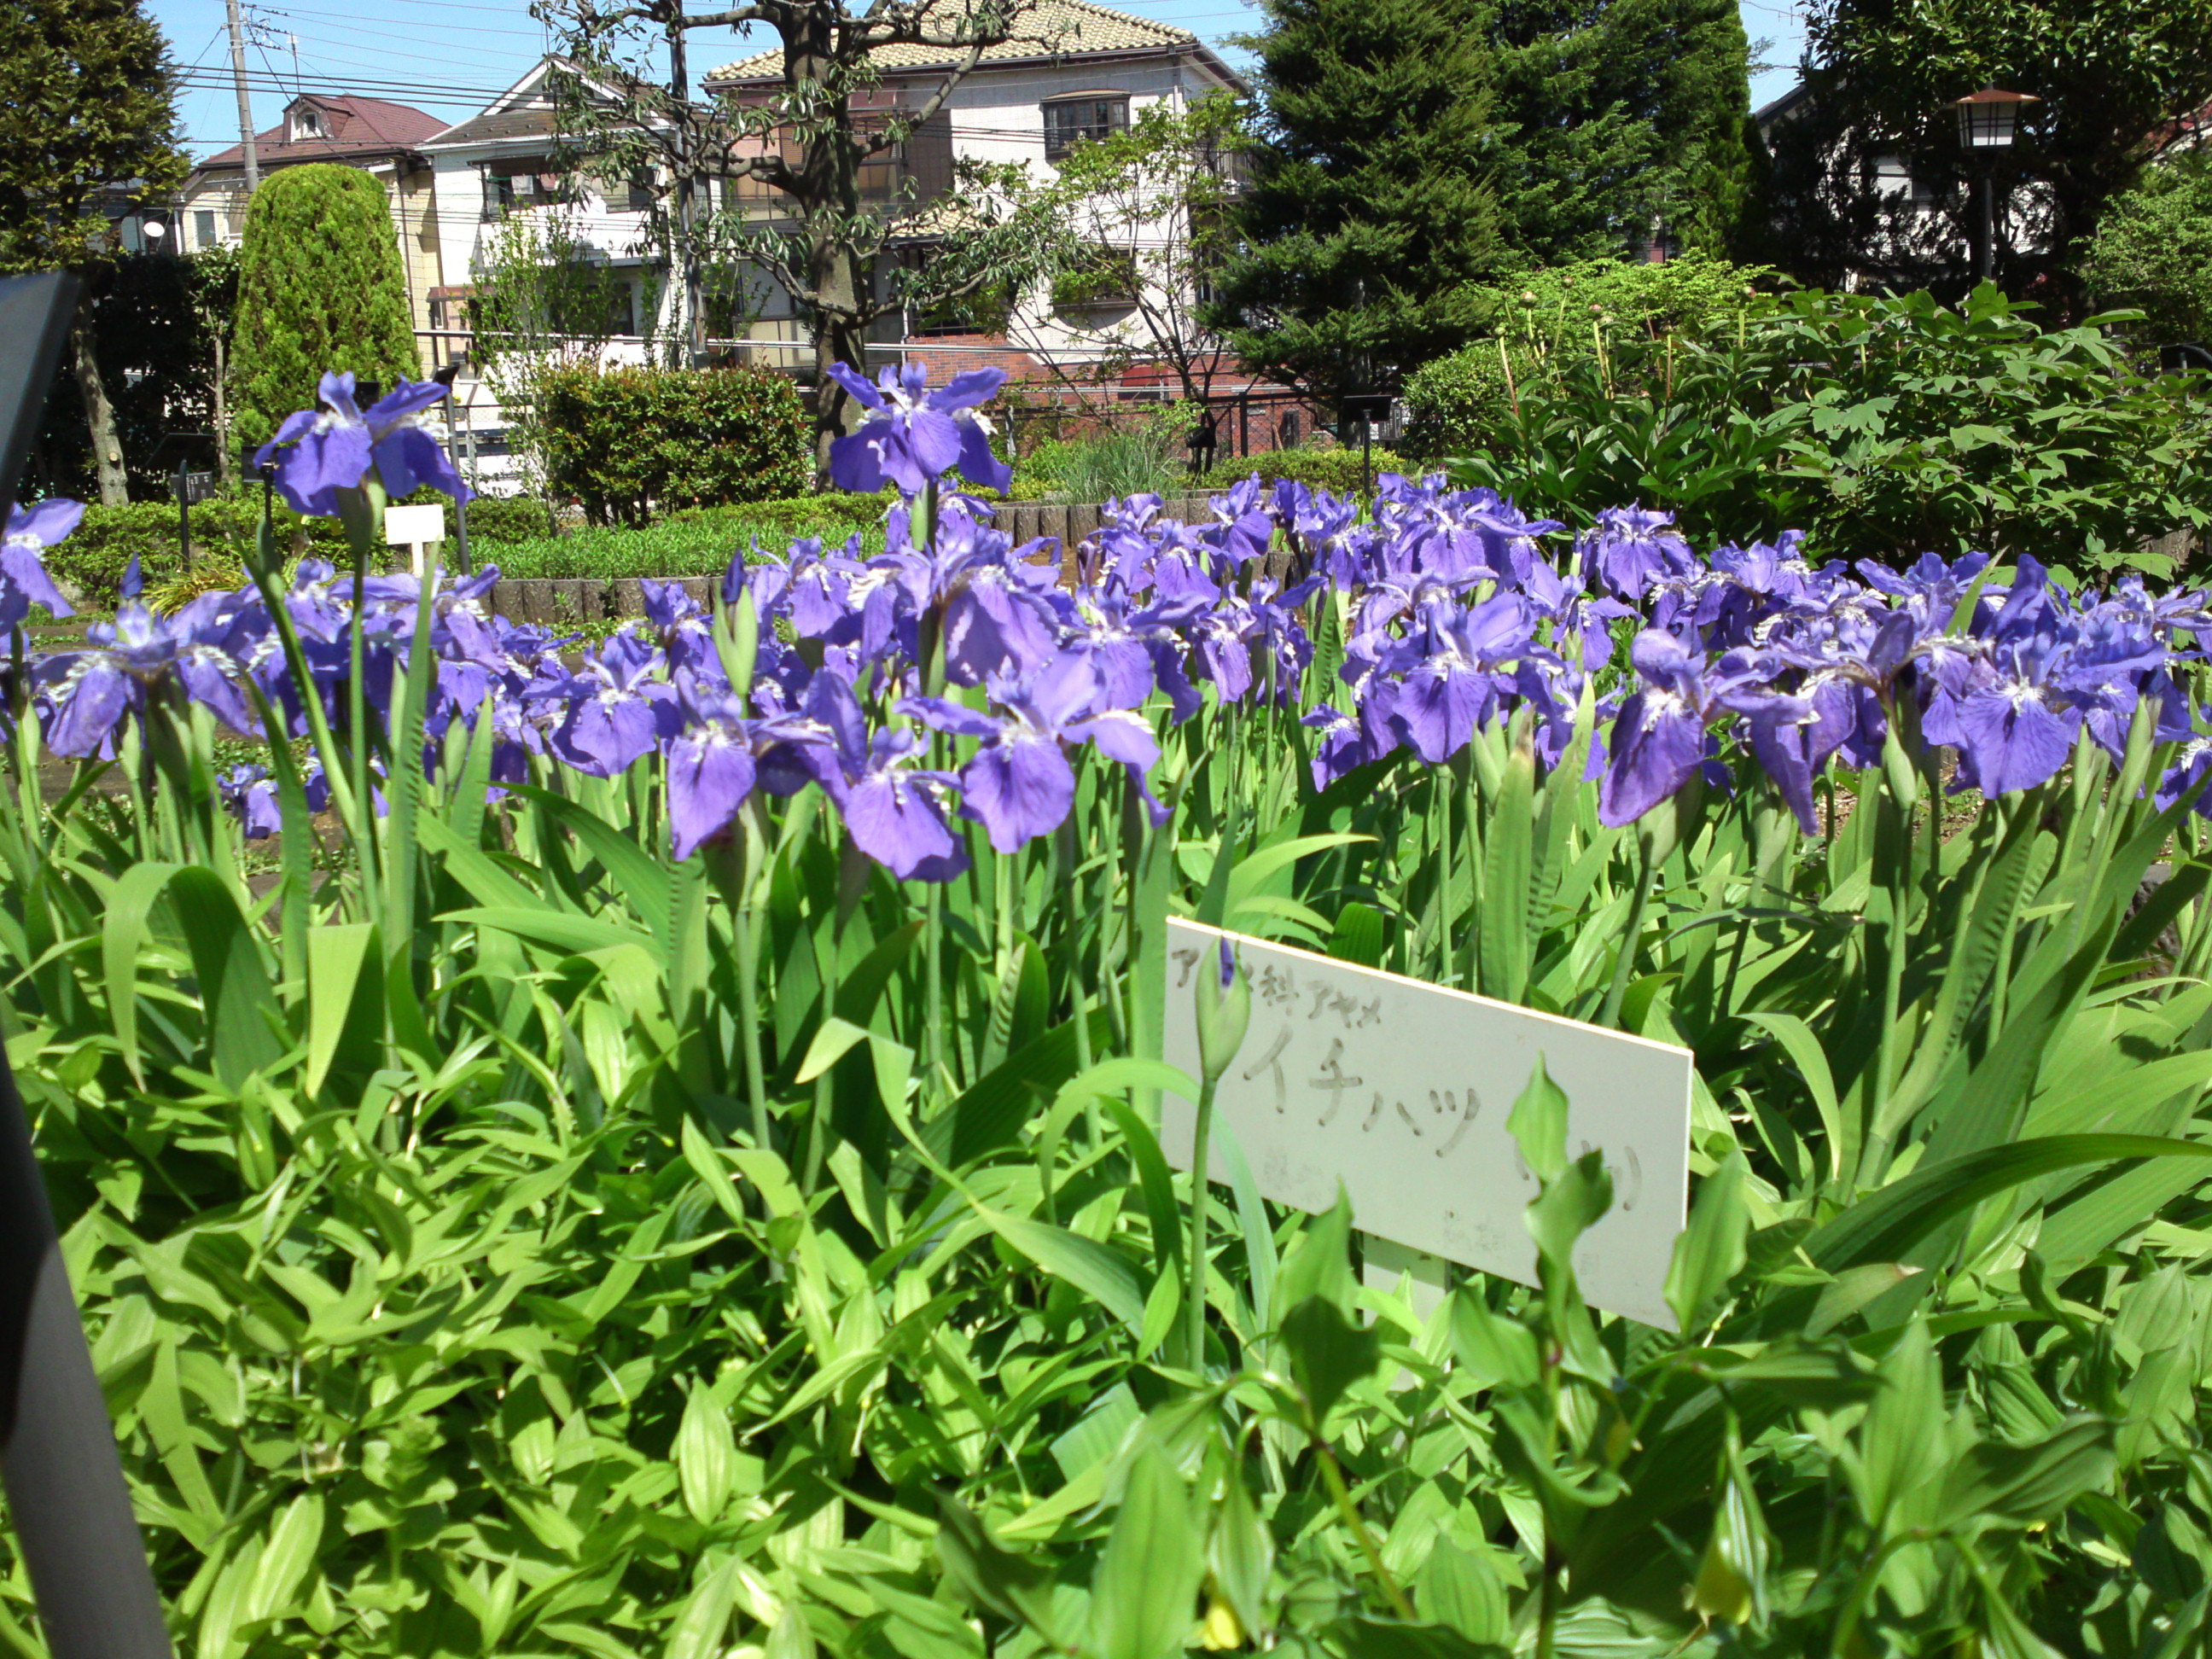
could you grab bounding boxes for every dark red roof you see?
[195,94,445,172]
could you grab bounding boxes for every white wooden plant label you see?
[1161,917,1694,1330]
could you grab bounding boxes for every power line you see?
[255,3,549,40]
[176,65,527,99]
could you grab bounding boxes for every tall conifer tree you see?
[1205,0,1508,405]
[1489,0,1757,261]
[229,165,421,451]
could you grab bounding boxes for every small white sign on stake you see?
[1161,917,1694,1330]
[383,502,446,578]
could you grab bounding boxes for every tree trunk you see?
[789,15,875,486]
[212,331,236,491]
[810,291,869,483]
[71,305,128,507]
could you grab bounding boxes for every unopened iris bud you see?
[1196,937,1250,1086]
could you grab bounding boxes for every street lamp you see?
[1950,86,2040,283]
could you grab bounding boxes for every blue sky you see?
[150,0,1807,160]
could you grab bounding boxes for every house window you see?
[1871,154,1935,207]
[482,158,557,218]
[194,209,218,248]
[626,168,655,211]
[1051,245,1138,311]
[1044,96,1128,161]
[294,108,322,139]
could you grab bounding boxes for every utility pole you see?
[226,0,260,193]
[666,5,702,366]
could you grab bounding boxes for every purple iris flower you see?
[1951,636,2080,796]
[665,677,764,860]
[905,652,1164,852]
[1303,702,1378,789]
[2157,731,2212,817]
[1580,506,1694,602]
[824,363,1011,497]
[535,632,678,777]
[1857,550,1991,631]
[2,499,80,629]
[39,602,256,757]
[1598,630,1718,827]
[1382,593,1535,764]
[777,672,967,880]
[221,765,283,838]
[253,371,473,516]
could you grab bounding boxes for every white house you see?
[417,57,672,365]
[404,3,1246,488]
[701,0,1247,391]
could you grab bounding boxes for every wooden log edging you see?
[480,494,1221,623]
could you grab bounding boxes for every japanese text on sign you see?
[1161,918,1693,1330]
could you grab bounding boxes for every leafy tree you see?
[994,95,1246,410]
[1206,0,1509,405]
[228,164,422,452]
[469,207,660,532]
[1761,0,2212,303]
[1489,0,1757,263]
[537,0,1062,473]
[2081,148,2212,351]
[0,0,186,505]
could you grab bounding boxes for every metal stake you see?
[0,1056,176,1659]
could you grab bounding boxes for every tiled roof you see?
[195,94,445,172]
[707,0,1197,84]
[423,107,561,148]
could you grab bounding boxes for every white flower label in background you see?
[1161,917,1694,1330]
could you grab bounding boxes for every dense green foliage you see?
[2081,149,2212,352]
[0,0,184,274]
[1213,0,1755,399]
[1206,0,1506,405]
[536,364,812,527]
[478,498,891,580]
[1488,0,1755,262]
[1401,254,1770,456]
[1406,282,2212,565]
[11,485,2212,1656]
[0,0,187,505]
[1196,444,1409,495]
[1013,406,1205,504]
[1762,0,2212,300]
[43,490,557,603]
[229,166,422,452]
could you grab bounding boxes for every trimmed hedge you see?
[1199,446,1407,496]
[536,365,811,527]
[230,165,422,452]
[47,499,341,604]
[660,492,889,540]
[47,490,547,605]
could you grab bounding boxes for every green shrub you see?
[455,492,556,544]
[536,364,810,527]
[1200,445,1408,496]
[48,497,347,604]
[1004,406,1203,502]
[229,165,422,452]
[1412,282,2212,568]
[478,509,890,581]
[660,491,888,539]
[2082,148,2212,352]
[1404,253,1773,457]
[50,486,520,605]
